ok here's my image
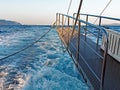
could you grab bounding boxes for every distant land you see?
[0,19,21,25]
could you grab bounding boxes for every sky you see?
[0,0,119,25]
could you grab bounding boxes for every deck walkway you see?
[57,27,120,90]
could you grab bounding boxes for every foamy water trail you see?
[0,26,89,90]
[23,67,89,90]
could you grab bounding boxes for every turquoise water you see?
[0,25,89,90]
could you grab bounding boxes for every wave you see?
[0,26,89,90]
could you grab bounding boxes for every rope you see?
[64,0,73,25]
[67,0,72,15]
[94,0,113,24]
[0,24,55,61]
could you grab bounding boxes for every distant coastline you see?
[0,19,21,25]
[0,20,52,26]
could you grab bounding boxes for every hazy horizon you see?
[0,0,119,25]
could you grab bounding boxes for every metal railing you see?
[74,13,120,86]
[74,13,120,24]
[56,13,109,90]
[101,29,120,61]
[74,13,120,61]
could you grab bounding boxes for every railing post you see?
[73,14,75,29]
[99,16,102,26]
[62,15,64,35]
[59,14,60,28]
[85,15,88,40]
[62,15,64,29]
[77,20,81,63]
[56,13,58,28]
[97,17,102,46]
[100,39,108,90]
[68,17,70,27]
[68,17,70,44]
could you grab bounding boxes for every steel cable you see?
[63,0,72,25]
[70,0,83,42]
[94,0,113,24]
[0,25,55,61]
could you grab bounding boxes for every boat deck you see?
[57,27,120,90]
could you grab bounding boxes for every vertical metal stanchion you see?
[68,17,70,44]
[62,15,64,29]
[100,38,108,90]
[97,17,102,46]
[85,15,88,40]
[62,15,64,35]
[72,14,74,27]
[100,16,108,90]
[68,16,70,27]
[77,20,81,63]
[59,14,60,29]
[56,13,58,28]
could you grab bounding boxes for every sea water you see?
[0,25,89,90]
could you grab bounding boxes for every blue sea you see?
[0,25,89,90]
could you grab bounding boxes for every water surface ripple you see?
[0,25,89,90]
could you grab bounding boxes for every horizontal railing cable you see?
[0,23,55,61]
[58,13,108,38]
[79,13,120,21]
